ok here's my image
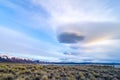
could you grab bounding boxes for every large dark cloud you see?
[57,22,120,43]
[57,32,84,43]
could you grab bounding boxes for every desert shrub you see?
[41,75,48,80]
[79,72,85,80]
[18,69,32,75]
[55,76,60,80]
[69,74,75,80]
[94,72,100,78]
[40,70,47,75]
[38,65,43,69]
[0,73,14,80]
[0,63,120,80]
[0,68,6,73]
[25,77,31,80]
[88,73,96,80]
[34,77,40,80]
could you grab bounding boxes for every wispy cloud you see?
[32,0,117,26]
[0,0,120,62]
[0,26,66,61]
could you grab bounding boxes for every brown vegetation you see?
[0,63,120,80]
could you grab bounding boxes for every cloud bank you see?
[0,0,120,62]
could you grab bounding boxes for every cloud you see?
[56,22,120,62]
[70,46,79,49]
[57,32,84,43]
[0,0,51,31]
[32,0,117,27]
[0,0,120,62]
[21,0,120,62]
[63,51,72,55]
[57,22,120,42]
[0,26,67,60]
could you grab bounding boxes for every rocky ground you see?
[0,63,120,80]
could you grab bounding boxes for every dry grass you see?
[0,63,120,80]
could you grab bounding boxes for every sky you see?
[0,0,120,62]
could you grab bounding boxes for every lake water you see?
[41,63,120,68]
[114,65,120,68]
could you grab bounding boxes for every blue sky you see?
[0,0,120,62]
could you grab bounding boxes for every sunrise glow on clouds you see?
[0,0,120,62]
